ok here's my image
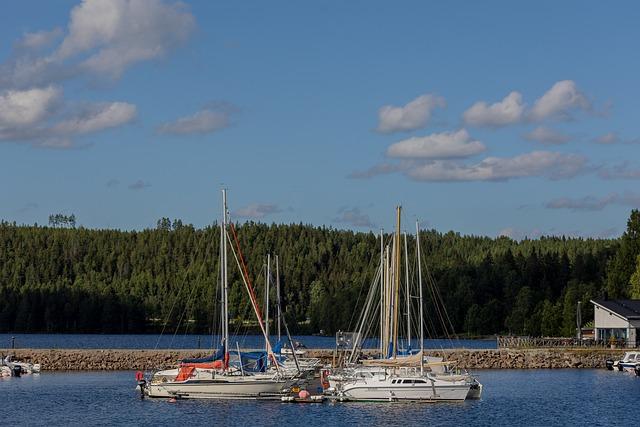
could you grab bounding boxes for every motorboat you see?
[611,351,640,373]
[2,355,40,376]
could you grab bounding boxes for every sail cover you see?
[180,344,225,364]
[361,350,424,367]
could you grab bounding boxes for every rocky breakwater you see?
[0,348,628,370]
[307,348,628,369]
[0,349,213,371]
[432,348,628,369]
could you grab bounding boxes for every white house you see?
[591,299,640,348]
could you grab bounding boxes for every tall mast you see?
[404,232,411,351]
[221,189,229,355]
[379,230,384,357]
[384,244,391,357]
[416,220,424,374]
[276,255,282,341]
[392,205,401,358]
[265,254,271,352]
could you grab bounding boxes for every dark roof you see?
[591,299,640,320]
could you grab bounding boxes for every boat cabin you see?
[590,299,640,348]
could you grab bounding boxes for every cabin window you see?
[414,379,426,383]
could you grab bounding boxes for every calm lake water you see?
[1,369,638,426]
[0,333,497,350]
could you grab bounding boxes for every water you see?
[1,369,638,426]
[0,333,496,350]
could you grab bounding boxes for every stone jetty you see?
[0,348,628,371]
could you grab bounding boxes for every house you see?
[590,299,640,348]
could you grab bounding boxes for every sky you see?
[1,0,639,239]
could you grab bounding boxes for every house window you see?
[597,328,628,341]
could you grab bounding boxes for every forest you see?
[1,210,639,338]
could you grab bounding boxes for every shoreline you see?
[1,348,628,371]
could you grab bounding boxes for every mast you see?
[265,254,271,352]
[404,232,411,351]
[221,189,229,359]
[384,243,391,357]
[416,220,424,374]
[276,255,282,341]
[379,230,384,357]
[392,205,401,358]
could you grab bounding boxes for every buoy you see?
[298,390,311,399]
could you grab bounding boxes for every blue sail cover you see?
[229,351,267,373]
[181,344,225,364]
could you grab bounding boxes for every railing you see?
[496,336,639,349]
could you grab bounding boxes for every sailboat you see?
[327,206,482,402]
[145,190,296,399]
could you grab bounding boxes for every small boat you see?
[2,356,41,376]
[280,341,307,356]
[611,352,640,373]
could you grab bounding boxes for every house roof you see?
[591,299,640,320]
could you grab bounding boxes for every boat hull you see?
[334,382,470,402]
[147,376,291,399]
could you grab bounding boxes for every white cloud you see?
[598,163,640,180]
[0,86,136,148]
[386,129,485,159]
[592,132,640,145]
[348,162,407,179]
[16,28,63,51]
[376,94,445,133]
[233,204,282,219]
[545,194,618,211]
[55,0,195,79]
[529,80,590,121]
[51,102,136,135]
[333,207,374,228]
[463,91,525,127]
[545,192,640,211]
[523,126,571,145]
[408,151,587,182]
[593,132,618,145]
[463,81,592,128]
[0,0,195,89]
[158,109,231,135]
[0,86,61,128]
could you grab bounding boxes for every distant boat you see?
[280,341,307,356]
[1,355,41,377]
[609,351,640,375]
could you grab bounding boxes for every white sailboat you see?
[328,207,482,402]
[145,190,294,399]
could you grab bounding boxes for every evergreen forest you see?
[1,210,640,338]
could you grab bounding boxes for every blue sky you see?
[1,0,639,238]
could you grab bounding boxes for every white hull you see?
[332,380,470,402]
[328,370,472,402]
[146,368,292,399]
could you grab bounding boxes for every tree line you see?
[0,210,639,337]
